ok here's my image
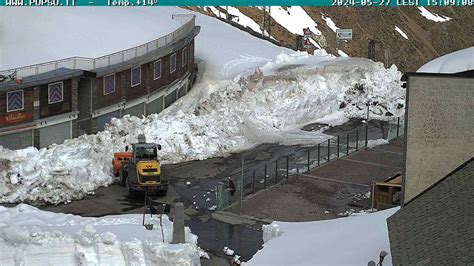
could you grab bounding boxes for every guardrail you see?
[0,15,195,79]
[216,116,406,210]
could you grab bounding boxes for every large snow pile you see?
[417,46,474,74]
[249,207,399,265]
[0,53,404,204]
[0,204,202,265]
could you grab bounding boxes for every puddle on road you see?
[185,218,263,261]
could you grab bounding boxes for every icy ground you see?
[0,52,404,204]
[0,204,203,265]
[249,207,399,265]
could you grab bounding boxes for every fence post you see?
[264,165,267,189]
[307,148,310,172]
[252,170,256,194]
[356,129,359,151]
[275,160,278,184]
[286,155,289,181]
[347,133,350,155]
[296,156,299,176]
[327,139,331,162]
[317,144,320,166]
[396,117,400,138]
[239,158,244,215]
[365,124,368,148]
[337,135,340,158]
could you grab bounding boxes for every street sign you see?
[336,29,352,40]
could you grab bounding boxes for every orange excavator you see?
[112,152,132,177]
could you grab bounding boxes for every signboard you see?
[0,112,32,125]
[336,29,353,40]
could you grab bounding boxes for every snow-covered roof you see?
[417,47,474,74]
[0,7,184,71]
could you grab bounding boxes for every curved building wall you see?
[0,16,199,150]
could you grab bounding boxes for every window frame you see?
[6,89,24,113]
[182,46,187,67]
[130,66,141,87]
[153,59,162,80]
[103,73,116,95]
[47,81,64,104]
[170,53,177,74]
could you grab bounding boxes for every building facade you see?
[0,15,199,150]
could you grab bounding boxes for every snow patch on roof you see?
[322,14,339,32]
[417,7,451,22]
[417,46,474,74]
[249,208,399,265]
[394,26,409,40]
[0,7,184,70]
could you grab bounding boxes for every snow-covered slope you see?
[0,204,202,265]
[249,207,399,265]
[417,46,474,74]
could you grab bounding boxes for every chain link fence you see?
[216,116,405,211]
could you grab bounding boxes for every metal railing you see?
[216,115,406,210]
[0,15,196,79]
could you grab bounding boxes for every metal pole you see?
[275,160,278,184]
[252,170,256,194]
[264,165,267,189]
[347,133,350,155]
[286,155,289,180]
[307,148,310,172]
[327,139,331,162]
[317,144,320,166]
[356,129,359,151]
[366,104,370,148]
[337,135,340,157]
[396,117,400,138]
[239,157,244,215]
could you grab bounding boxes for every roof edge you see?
[404,157,474,206]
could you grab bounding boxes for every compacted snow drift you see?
[0,53,404,204]
[0,204,203,265]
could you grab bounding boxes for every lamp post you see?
[365,102,370,149]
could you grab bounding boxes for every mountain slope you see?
[188,6,474,72]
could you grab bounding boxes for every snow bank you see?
[417,46,474,74]
[417,7,451,22]
[0,53,404,204]
[250,208,399,265]
[0,204,201,265]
